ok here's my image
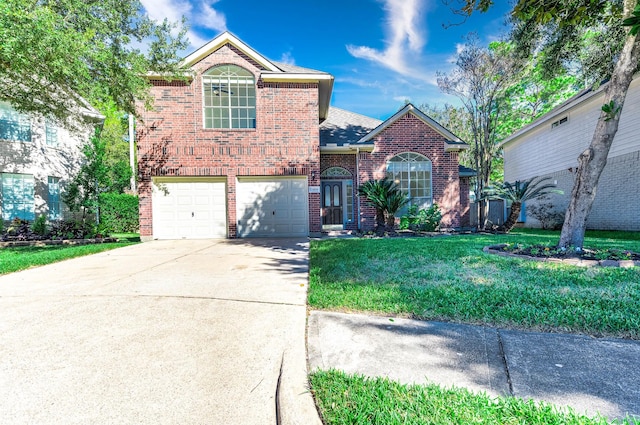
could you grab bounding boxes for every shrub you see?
[99,192,139,233]
[399,204,442,232]
[31,214,48,236]
[49,219,97,240]
[528,197,566,230]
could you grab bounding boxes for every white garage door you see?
[236,177,308,237]
[152,178,227,239]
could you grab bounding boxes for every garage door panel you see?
[152,180,227,239]
[236,178,308,237]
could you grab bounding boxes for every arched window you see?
[202,65,256,129]
[386,152,432,211]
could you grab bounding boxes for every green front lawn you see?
[310,370,630,425]
[309,230,640,339]
[0,239,138,275]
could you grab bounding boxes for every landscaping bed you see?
[484,243,640,268]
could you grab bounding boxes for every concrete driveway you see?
[0,239,321,425]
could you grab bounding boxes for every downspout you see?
[356,147,361,231]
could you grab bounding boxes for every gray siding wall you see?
[0,114,88,220]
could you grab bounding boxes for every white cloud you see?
[346,0,429,76]
[279,51,295,65]
[194,1,227,32]
[140,0,227,48]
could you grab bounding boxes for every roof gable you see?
[182,31,280,71]
[358,103,468,151]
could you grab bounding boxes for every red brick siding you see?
[459,177,471,227]
[358,113,461,229]
[137,43,320,238]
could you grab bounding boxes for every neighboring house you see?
[0,102,101,224]
[501,76,640,231]
[137,32,471,240]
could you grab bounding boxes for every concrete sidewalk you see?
[0,239,321,425]
[308,311,640,422]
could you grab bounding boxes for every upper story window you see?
[551,116,568,128]
[203,65,256,129]
[46,118,58,146]
[0,103,31,142]
[386,152,432,215]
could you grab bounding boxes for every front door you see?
[322,181,343,225]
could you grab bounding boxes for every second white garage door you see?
[236,177,308,237]
[152,177,227,239]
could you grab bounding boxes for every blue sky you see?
[140,0,513,120]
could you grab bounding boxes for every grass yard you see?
[0,238,138,275]
[310,370,632,425]
[309,230,640,339]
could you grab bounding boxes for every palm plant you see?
[384,190,410,229]
[358,178,407,233]
[484,177,563,233]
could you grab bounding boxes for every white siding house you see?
[0,102,102,223]
[501,76,640,231]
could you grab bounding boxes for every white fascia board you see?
[320,145,374,154]
[260,73,334,82]
[182,31,280,71]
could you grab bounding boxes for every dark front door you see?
[322,182,343,225]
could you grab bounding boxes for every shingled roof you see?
[320,107,382,147]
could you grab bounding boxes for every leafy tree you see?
[96,100,133,192]
[484,177,562,233]
[0,0,187,128]
[62,131,110,229]
[436,36,520,229]
[454,0,640,248]
[358,178,408,233]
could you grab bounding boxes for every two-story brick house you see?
[137,32,470,239]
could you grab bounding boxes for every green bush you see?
[31,214,48,236]
[399,204,442,232]
[99,192,139,233]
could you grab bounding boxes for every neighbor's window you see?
[48,176,62,220]
[203,65,256,129]
[46,119,58,146]
[1,173,35,221]
[0,103,31,142]
[386,152,432,215]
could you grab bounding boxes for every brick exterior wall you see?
[459,177,471,227]
[358,113,461,229]
[522,150,640,231]
[137,43,321,238]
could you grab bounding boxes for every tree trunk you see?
[503,202,521,233]
[375,208,385,234]
[385,213,396,231]
[558,19,640,248]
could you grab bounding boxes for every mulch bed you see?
[484,243,640,268]
[0,238,119,248]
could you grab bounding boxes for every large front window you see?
[1,173,35,221]
[386,152,432,214]
[203,65,256,129]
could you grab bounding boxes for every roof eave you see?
[320,144,374,154]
